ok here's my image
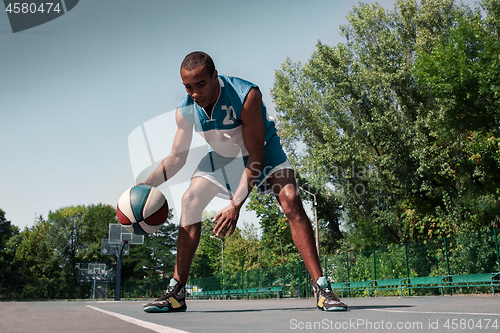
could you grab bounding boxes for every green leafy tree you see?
[0,209,20,298]
[190,211,224,279]
[80,204,118,261]
[122,209,177,293]
[246,190,299,267]
[47,205,86,290]
[46,204,120,297]
[272,0,500,250]
[223,222,260,273]
[15,216,64,299]
[191,212,261,278]
[410,0,500,236]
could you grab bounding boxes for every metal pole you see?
[115,254,121,301]
[93,275,96,301]
[114,241,127,301]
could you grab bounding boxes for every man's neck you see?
[204,78,220,117]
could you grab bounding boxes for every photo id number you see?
[5,2,62,14]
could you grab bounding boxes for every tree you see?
[222,222,260,273]
[190,211,261,279]
[410,0,500,236]
[15,216,64,299]
[122,209,177,291]
[47,205,86,293]
[0,209,20,298]
[272,0,500,250]
[190,211,224,279]
[246,190,300,266]
[46,204,120,297]
[80,204,118,261]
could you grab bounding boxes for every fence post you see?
[324,256,327,278]
[298,261,303,298]
[373,248,377,280]
[346,253,350,298]
[444,236,452,296]
[241,259,244,290]
[494,228,500,272]
[346,253,350,282]
[282,263,285,291]
[404,243,411,296]
[443,237,451,276]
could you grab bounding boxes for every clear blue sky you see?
[1,0,475,230]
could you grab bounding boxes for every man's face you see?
[181,65,219,111]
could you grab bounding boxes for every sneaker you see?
[312,277,348,311]
[143,278,187,313]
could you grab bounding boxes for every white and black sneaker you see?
[143,278,187,313]
[312,277,348,311]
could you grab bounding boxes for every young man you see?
[141,51,347,312]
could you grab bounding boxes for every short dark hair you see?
[181,51,216,76]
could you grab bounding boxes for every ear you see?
[212,69,218,80]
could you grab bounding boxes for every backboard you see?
[101,238,129,256]
[108,223,144,245]
[77,262,115,283]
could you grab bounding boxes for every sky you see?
[3,0,476,232]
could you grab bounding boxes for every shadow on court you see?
[1,296,499,333]
[184,304,413,313]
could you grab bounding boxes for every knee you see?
[181,188,205,208]
[181,189,204,221]
[278,185,302,216]
[181,188,196,207]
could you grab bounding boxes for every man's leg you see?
[268,168,347,311]
[174,176,221,284]
[143,176,221,313]
[267,169,322,282]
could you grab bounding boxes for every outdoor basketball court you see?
[2,295,499,333]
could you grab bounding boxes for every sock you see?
[316,276,328,288]
[170,278,179,287]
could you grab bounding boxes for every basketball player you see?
[141,51,347,312]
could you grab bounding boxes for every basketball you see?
[116,184,169,235]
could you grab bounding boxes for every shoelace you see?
[156,285,177,302]
[319,285,341,302]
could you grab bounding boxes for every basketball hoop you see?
[101,224,144,301]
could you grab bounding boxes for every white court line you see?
[367,309,500,316]
[86,305,189,333]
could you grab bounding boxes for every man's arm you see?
[142,108,193,187]
[212,87,265,237]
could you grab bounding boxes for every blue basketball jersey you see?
[178,75,278,158]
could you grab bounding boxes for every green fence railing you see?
[187,228,500,298]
